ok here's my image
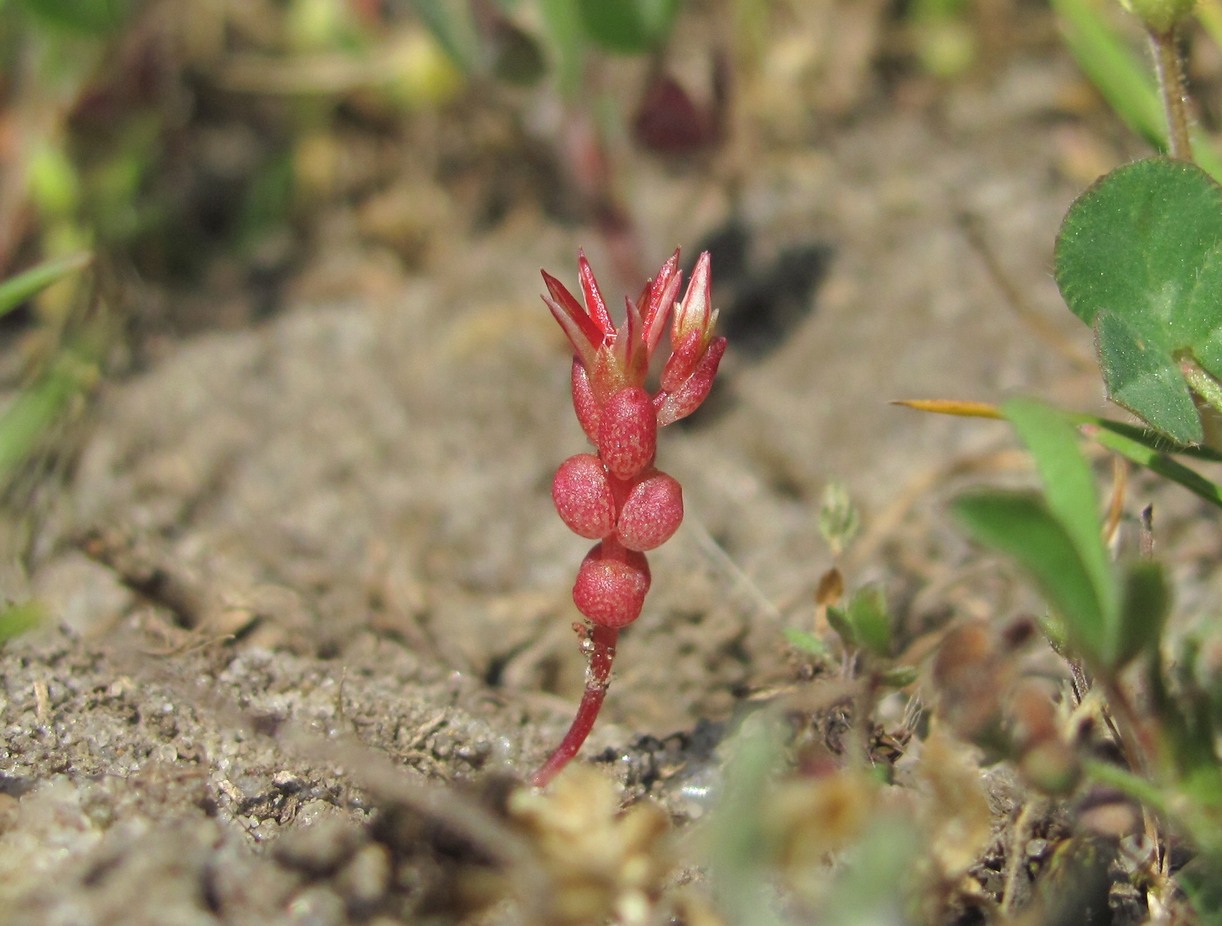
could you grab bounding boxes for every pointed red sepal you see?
[613,294,649,385]
[577,249,615,336]
[656,335,727,426]
[641,249,682,356]
[671,250,716,348]
[543,270,605,369]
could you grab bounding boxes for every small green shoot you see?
[826,584,893,660]
[818,481,860,558]
[782,626,830,659]
[0,601,43,644]
[0,253,91,320]
[952,399,1169,671]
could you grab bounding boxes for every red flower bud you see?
[572,542,651,628]
[616,470,683,551]
[655,335,727,427]
[552,454,616,540]
[597,386,657,480]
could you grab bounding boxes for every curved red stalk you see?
[530,623,620,788]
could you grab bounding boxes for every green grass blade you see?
[1051,0,1222,180]
[1004,398,1117,628]
[0,364,81,483]
[1081,419,1222,508]
[0,252,91,319]
[1051,0,1164,146]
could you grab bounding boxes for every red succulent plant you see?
[532,248,726,787]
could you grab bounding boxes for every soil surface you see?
[3,4,1218,924]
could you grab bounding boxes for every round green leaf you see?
[576,0,680,54]
[1055,157,1222,442]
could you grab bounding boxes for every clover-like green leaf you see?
[1095,310,1202,445]
[1056,157,1222,444]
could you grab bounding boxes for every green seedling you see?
[0,601,43,644]
[0,253,92,644]
[953,399,1170,673]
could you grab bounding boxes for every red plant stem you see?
[530,623,620,787]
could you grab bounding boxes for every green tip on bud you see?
[818,482,860,557]
[1118,0,1197,34]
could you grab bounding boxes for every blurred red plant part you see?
[616,470,683,551]
[553,453,617,540]
[632,69,722,156]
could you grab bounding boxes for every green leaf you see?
[1051,0,1164,150]
[954,491,1109,663]
[0,601,42,643]
[0,253,91,319]
[17,0,131,34]
[0,361,85,484]
[826,604,856,650]
[1055,157,1222,442]
[575,0,680,54]
[783,627,829,657]
[1112,560,1169,667]
[1004,399,1117,626]
[1083,417,1222,509]
[847,584,891,659]
[1095,310,1202,445]
[538,0,586,97]
[826,586,893,657]
[879,665,919,688]
[409,0,480,73]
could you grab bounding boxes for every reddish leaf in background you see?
[632,54,729,156]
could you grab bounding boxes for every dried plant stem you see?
[531,623,620,787]
[1149,27,1193,161]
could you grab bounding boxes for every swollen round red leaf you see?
[597,386,657,480]
[552,454,616,540]
[572,543,651,628]
[616,470,683,551]
[570,359,601,444]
